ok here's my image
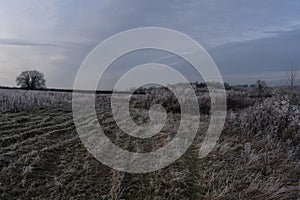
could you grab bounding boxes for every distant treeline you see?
[0,82,253,95]
[0,86,133,94]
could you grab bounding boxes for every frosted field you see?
[0,88,299,199]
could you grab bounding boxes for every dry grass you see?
[0,88,299,199]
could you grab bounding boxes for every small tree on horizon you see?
[254,79,267,97]
[285,64,297,91]
[16,70,46,90]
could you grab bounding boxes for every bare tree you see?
[285,64,297,91]
[16,70,46,90]
[255,79,267,97]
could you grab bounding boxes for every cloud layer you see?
[0,0,300,88]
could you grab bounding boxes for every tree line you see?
[15,66,298,91]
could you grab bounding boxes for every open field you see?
[2,0,300,199]
[0,88,300,199]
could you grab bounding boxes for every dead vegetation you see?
[0,88,299,199]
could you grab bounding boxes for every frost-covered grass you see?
[228,93,300,141]
[0,89,72,113]
[212,93,300,199]
[0,86,260,114]
[0,87,299,199]
[131,87,258,115]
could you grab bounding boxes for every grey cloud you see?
[1,0,300,88]
[0,38,95,50]
[0,39,67,48]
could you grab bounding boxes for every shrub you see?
[228,94,300,143]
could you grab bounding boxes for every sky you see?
[0,0,300,89]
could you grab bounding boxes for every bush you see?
[227,91,256,110]
[228,94,300,143]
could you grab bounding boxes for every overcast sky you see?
[0,0,300,89]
